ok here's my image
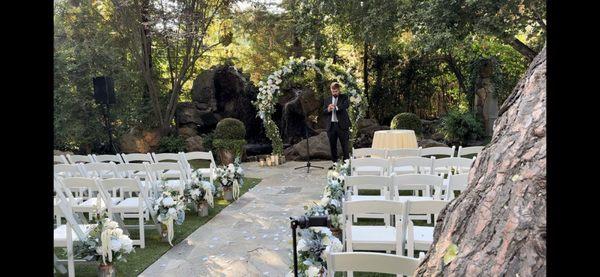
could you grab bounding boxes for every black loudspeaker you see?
[93,76,116,104]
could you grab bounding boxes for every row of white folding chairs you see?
[54,176,152,249]
[350,156,476,177]
[352,145,484,159]
[54,151,217,184]
[326,251,420,277]
[345,174,468,202]
[343,199,447,261]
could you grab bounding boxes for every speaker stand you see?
[294,123,323,173]
[102,103,119,154]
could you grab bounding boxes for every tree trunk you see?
[415,46,546,276]
[505,37,538,62]
[445,52,468,98]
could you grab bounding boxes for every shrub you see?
[390,112,422,134]
[157,135,186,153]
[201,131,215,153]
[438,110,485,145]
[213,139,246,158]
[214,118,246,140]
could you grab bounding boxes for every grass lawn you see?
[55,161,261,276]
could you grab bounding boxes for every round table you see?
[371,130,418,149]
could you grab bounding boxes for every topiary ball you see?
[214,118,246,140]
[390,112,422,134]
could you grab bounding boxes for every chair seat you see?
[54,224,96,247]
[350,195,386,201]
[350,226,397,251]
[391,166,416,175]
[78,197,122,208]
[396,196,434,202]
[411,226,434,250]
[113,197,145,211]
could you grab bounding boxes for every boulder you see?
[178,127,198,139]
[185,136,205,152]
[119,127,162,153]
[418,138,448,148]
[191,69,217,111]
[285,131,343,161]
[281,88,320,144]
[175,102,203,126]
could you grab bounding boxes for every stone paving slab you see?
[140,161,331,277]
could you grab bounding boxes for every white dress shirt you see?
[331,96,338,122]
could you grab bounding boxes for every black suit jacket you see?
[323,94,351,131]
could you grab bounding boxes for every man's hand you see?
[327,104,335,112]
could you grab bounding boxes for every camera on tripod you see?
[289,215,332,276]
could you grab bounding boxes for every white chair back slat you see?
[392,174,444,199]
[181,151,216,180]
[92,154,125,164]
[121,153,154,164]
[389,156,434,175]
[327,252,420,276]
[433,157,475,175]
[352,148,387,158]
[420,146,455,158]
[66,154,94,164]
[457,146,484,158]
[386,147,422,159]
[54,164,85,178]
[345,175,392,192]
[146,162,186,195]
[151,152,182,163]
[448,173,469,200]
[350,157,388,176]
[54,155,69,164]
[81,162,117,179]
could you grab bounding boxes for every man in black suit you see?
[323,82,351,166]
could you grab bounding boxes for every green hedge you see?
[390,112,422,134]
[213,139,246,158]
[214,118,246,140]
[157,135,186,153]
[438,110,485,145]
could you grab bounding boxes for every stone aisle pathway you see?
[140,160,330,277]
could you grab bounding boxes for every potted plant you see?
[214,157,245,201]
[185,169,216,217]
[73,216,134,277]
[213,118,247,165]
[153,184,187,246]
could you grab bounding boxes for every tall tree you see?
[415,45,546,276]
[110,0,234,132]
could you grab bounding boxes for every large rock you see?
[418,138,448,148]
[178,127,198,139]
[185,136,205,152]
[119,127,162,153]
[285,131,343,161]
[175,102,203,126]
[354,118,390,148]
[281,88,320,144]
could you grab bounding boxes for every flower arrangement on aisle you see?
[254,56,367,155]
[154,184,187,246]
[214,157,244,201]
[185,169,216,216]
[73,214,134,274]
[326,160,350,186]
[291,227,343,277]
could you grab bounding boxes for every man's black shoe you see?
[328,165,335,170]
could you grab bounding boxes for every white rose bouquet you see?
[185,169,216,208]
[292,227,343,277]
[154,185,186,246]
[214,157,244,200]
[73,217,134,265]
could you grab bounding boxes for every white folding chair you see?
[327,252,420,277]
[146,162,187,196]
[420,146,455,158]
[80,162,118,179]
[54,155,69,164]
[181,151,216,184]
[54,181,96,277]
[392,174,445,223]
[350,157,389,176]
[66,154,94,164]
[151,152,185,179]
[447,173,469,200]
[61,177,122,220]
[99,178,148,248]
[346,176,394,224]
[121,153,154,164]
[404,200,448,258]
[432,157,475,176]
[389,156,434,175]
[385,147,422,159]
[54,164,85,178]
[457,145,484,158]
[343,200,407,255]
[352,147,387,158]
[92,154,125,164]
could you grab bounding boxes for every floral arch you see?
[253,57,367,155]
